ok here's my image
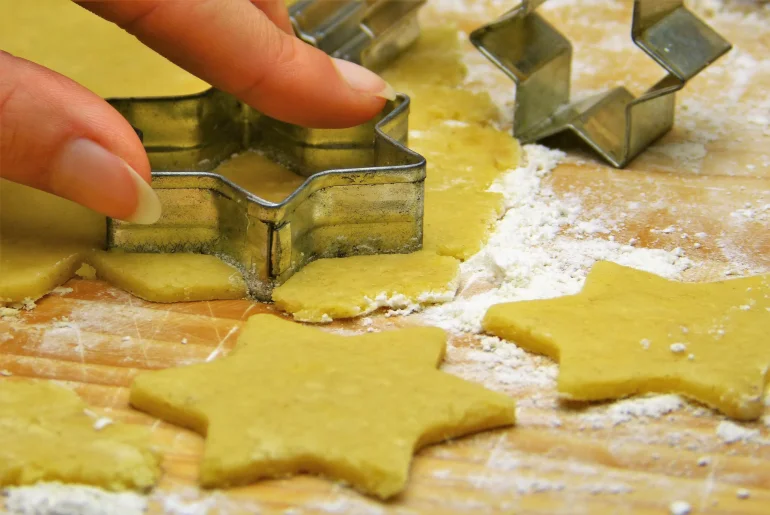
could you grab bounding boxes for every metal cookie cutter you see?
[470,0,732,168]
[106,0,429,301]
[290,0,427,71]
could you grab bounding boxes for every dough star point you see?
[129,314,516,498]
[482,261,770,420]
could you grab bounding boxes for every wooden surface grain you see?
[2,1,770,513]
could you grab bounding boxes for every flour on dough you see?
[483,261,770,420]
[0,381,160,491]
[87,252,247,303]
[129,314,515,499]
[272,251,460,323]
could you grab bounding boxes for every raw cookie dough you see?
[87,252,247,303]
[268,26,522,320]
[129,314,516,498]
[423,190,506,260]
[214,151,305,203]
[0,381,160,490]
[482,261,770,420]
[0,237,89,305]
[0,0,211,305]
[272,251,460,322]
[386,27,521,260]
[0,0,207,98]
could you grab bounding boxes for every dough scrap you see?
[0,236,90,304]
[482,261,770,420]
[0,381,160,490]
[423,190,506,260]
[87,252,247,303]
[412,124,521,192]
[272,251,460,323]
[129,314,516,498]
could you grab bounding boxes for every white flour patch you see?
[421,144,692,335]
[715,420,760,443]
[3,483,147,515]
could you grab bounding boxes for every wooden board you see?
[2,1,770,513]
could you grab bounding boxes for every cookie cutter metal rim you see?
[290,0,427,70]
[470,0,732,168]
[106,90,426,302]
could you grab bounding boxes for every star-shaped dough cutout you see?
[482,261,770,420]
[129,314,515,498]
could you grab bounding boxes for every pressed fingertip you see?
[50,138,161,224]
[121,161,162,224]
[331,58,396,101]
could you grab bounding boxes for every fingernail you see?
[50,138,161,224]
[121,159,162,224]
[331,58,396,101]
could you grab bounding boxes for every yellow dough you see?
[272,251,460,322]
[382,26,467,88]
[423,190,506,260]
[0,381,160,491]
[87,251,247,303]
[214,151,305,203]
[403,85,501,131]
[129,314,515,498]
[412,124,521,192]
[267,27,522,320]
[0,0,207,98]
[0,237,87,304]
[482,261,770,420]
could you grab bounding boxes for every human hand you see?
[0,0,395,225]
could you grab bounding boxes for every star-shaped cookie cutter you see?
[106,1,429,301]
[470,0,732,167]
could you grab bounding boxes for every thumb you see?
[0,52,160,224]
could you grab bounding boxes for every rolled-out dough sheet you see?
[272,251,460,323]
[0,0,207,98]
[0,380,160,491]
[87,252,247,303]
[129,314,516,498]
[482,261,770,421]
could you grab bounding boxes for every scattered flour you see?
[3,484,147,515]
[715,420,760,443]
[669,500,692,515]
[421,144,692,335]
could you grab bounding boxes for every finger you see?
[249,0,294,34]
[75,0,394,129]
[0,52,161,224]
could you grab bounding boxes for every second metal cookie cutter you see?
[470,0,732,168]
[290,0,426,71]
[106,0,429,301]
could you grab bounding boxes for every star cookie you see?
[129,314,515,498]
[483,261,770,420]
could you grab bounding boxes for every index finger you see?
[74,0,393,128]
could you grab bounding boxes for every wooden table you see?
[2,1,769,513]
